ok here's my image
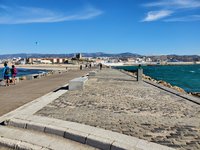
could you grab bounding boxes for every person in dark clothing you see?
[80,65,83,70]
[99,63,103,70]
[11,65,17,85]
[2,62,10,86]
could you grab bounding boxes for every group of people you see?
[79,63,92,70]
[2,62,17,86]
[79,63,103,70]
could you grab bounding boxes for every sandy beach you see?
[37,68,200,150]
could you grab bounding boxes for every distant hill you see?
[0,52,141,59]
[149,55,200,62]
[0,53,199,62]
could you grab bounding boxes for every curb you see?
[4,118,175,150]
[0,136,50,150]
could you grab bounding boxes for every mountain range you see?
[0,52,141,59]
[0,52,199,62]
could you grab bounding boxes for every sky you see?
[0,0,200,55]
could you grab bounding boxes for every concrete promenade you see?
[0,69,89,116]
[1,67,198,150]
[37,69,200,150]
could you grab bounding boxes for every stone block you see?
[89,71,96,76]
[64,129,88,144]
[15,77,20,83]
[86,134,113,150]
[26,122,45,132]
[69,77,88,91]
[26,74,40,80]
[44,126,65,137]
[6,119,27,128]
[20,76,26,80]
[0,80,5,86]
[26,75,34,80]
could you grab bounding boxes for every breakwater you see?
[115,64,200,93]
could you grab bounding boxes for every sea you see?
[115,64,200,93]
[0,68,47,79]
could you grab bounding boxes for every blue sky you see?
[0,0,200,55]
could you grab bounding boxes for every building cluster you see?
[3,53,190,66]
[0,53,155,66]
[27,58,67,64]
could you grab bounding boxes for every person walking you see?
[11,65,17,85]
[99,63,103,70]
[2,62,10,86]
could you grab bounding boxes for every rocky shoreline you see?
[124,70,200,98]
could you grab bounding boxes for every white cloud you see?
[0,5,103,24]
[142,10,173,22]
[164,15,200,22]
[142,0,200,22]
[144,0,200,9]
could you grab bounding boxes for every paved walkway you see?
[0,69,89,116]
[0,68,175,150]
[37,69,200,150]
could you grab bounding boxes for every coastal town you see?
[0,53,200,67]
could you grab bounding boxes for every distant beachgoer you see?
[99,63,103,70]
[80,65,83,70]
[11,65,17,85]
[2,62,10,86]
[89,63,92,69]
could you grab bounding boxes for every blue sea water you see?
[115,64,200,92]
[0,68,47,79]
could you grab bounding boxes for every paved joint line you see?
[110,140,115,150]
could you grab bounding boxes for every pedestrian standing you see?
[2,62,10,86]
[11,65,17,85]
[99,63,103,70]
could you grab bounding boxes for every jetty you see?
[0,68,199,150]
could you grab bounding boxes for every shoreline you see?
[0,63,80,71]
[0,63,78,82]
[15,64,80,71]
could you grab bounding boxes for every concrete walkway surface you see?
[0,68,179,150]
[0,69,89,116]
